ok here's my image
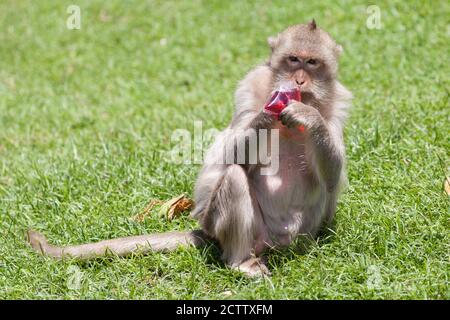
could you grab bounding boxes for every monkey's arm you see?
[192,65,275,220]
[230,64,275,131]
[203,63,276,166]
[279,102,343,191]
[191,110,274,220]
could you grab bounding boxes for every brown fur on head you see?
[267,21,343,104]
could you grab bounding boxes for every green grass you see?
[0,0,449,299]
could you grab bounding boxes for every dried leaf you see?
[158,194,194,220]
[445,177,450,196]
[133,194,194,222]
[169,197,194,219]
[133,199,163,222]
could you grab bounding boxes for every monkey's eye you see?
[306,58,318,66]
[287,56,300,63]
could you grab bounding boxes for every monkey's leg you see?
[191,112,274,220]
[199,164,271,277]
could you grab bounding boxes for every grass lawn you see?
[0,0,448,299]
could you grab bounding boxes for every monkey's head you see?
[268,20,343,102]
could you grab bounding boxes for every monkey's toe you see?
[235,257,271,278]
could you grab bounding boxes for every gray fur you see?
[192,23,352,276]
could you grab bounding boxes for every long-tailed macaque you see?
[28,21,352,277]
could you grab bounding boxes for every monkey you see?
[27,20,352,277]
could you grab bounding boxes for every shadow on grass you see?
[195,220,339,277]
[26,220,338,278]
[263,221,338,271]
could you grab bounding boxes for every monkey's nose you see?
[294,70,309,87]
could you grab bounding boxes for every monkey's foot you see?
[234,257,271,278]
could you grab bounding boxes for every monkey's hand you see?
[279,102,324,132]
[231,109,276,131]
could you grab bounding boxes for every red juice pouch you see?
[263,82,301,119]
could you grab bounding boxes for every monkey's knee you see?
[200,165,251,232]
[202,165,262,265]
[222,164,249,196]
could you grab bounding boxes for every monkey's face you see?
[268,23,342,102]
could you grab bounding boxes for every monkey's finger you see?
[279,109,293,126]
[280,111,302,129]
[281,118,294,128]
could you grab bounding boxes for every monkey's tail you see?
[26,229,209,260]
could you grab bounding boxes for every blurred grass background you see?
[0,0,448,299]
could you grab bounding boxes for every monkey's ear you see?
[334,44,344,56]
[267,35,279,49]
